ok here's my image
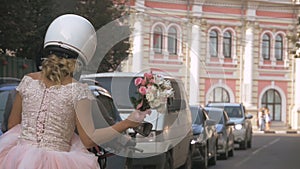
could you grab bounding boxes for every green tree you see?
[75,0,130,73]
[0,0,129,72]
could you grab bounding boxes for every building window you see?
[262,34,271,60]
[209,30,218,57]
[275,35,283,61]
[167,27,177,55]
[223,31,232,58]
[208,87,230,103]
[261,89,281,121]
[153,26,163,53]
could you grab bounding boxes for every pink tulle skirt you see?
[0,125,100,169]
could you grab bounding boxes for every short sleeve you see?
[16,75,31,95]
[73,83,95,104]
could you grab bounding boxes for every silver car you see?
[204,107,235,160]
[206,103,253,150]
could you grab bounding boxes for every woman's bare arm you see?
[7,92,22,130]
[75,99,150,148]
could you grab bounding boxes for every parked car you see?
[206,102,253,149]
[190,105,218,168]
[204,107,235,160]
[0,77,20,133]
[81,72,193,169]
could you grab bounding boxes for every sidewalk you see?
[252,121,300,134]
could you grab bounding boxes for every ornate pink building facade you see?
[120,0,300,129]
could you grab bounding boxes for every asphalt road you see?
[209,133,300,169]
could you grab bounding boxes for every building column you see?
[242,22,254,107]
[132,13,144,72]
[292,57,300,129]
[189,20,201,105]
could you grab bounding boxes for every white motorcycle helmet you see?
[44,14,97,66]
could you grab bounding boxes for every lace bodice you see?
[16,75,94,152]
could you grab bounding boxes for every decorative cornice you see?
[146,0,187,5]
[203,0,243,8]
[259,23,295,30]
[206,20,242,27]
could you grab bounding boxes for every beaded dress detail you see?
[0,76,100,169]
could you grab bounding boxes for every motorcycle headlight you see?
[235,124,243,130]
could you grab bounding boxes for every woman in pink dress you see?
[0,14,150,169]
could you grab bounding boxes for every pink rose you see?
[149,79,155,84]
[134,77,143,86]
[144,73,153,80]
[139,86,147,95]
[141,79,147,86]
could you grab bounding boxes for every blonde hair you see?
[41,54,76,85]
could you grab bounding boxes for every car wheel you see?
[220,142,229,160]
[228,147,234,157]
[247,137,252,148]
[164,151,173,169]
[208,144,217,166]
[240,139,248,150]
[199,145,208,169]
[179,148,192,169]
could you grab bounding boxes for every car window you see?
[190,107,204,125]
[223,106,243,118]
[207,104,243,118]
[95,77,137,109]
[0,91,10,124]
[206,110,224,124]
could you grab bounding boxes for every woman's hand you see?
[126,109,151,128]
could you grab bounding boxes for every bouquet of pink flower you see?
[131,72,174,111]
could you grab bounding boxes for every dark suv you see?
[206,103,253,149]
[190,105,218,168]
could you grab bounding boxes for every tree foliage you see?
[0,0,129,72]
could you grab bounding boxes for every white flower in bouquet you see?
[146,92,155,102]
[149,99,161,109]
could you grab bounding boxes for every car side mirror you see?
[226,121,235,126]
[245,114,253,119]
[206,119,216,126]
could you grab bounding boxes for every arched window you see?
[275,35,283,61]
[261,89,281,121]
[153,26,163,53]
[223,31,232,58]
[168,27,177,54]
[209,30,218,57]
[262,34,271,60]
[208,87,230,103]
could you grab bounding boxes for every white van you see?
[81,72,193,169]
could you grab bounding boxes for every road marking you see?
[252,138,280,155]
[235,138,280,167]
[253,130,300,134]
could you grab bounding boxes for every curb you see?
[253,130,300,134]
